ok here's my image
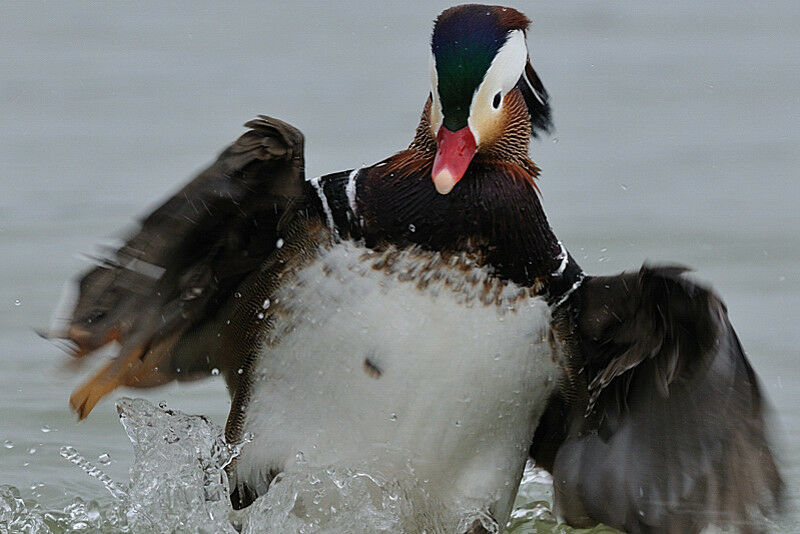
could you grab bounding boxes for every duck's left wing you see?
[43,116,307,419]
[533,266,783,533]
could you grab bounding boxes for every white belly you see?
[236,241,560,525]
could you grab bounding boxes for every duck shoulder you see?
[533,264,784,533]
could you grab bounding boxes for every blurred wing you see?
[534,266,783,533]
[44,116,307,419]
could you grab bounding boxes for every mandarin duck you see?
[46,5,782,532]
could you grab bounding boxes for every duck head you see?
[428,5,552,194]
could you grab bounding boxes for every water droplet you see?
[13,299,21,306]
[159,401,168,409]
[98,453,112,465]
[237,368,243,375]
[40,425,52,433]
[619,183,629,191]
[454,420,461,427]
[2,440,14,449]
[295,451,306,463]
[390,413,398,421]
[61,444,127,500]
[408,224,416,233]
[261,298,271,309]
[256,312,265,320]
[552,137,559,144]
[234,292,242,298]
[211,368,220,376]
[276,238,284,249]
[28,447,37,454]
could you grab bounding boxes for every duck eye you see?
[492,92,502,109]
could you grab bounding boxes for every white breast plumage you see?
[233,239,561,525]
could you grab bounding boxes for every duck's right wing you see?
[534,266,783,533]
[44,116,311,419]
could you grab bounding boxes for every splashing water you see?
[237,463,510,534]
[59,446,127,501]
[115,398,241,533]
[0,398,616,533]
[242,467,440,533]
[1,399,242,533]
[0,485,121,533]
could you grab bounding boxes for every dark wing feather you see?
[534,265,783,533]
[44,116,307,419]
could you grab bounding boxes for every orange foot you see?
[69,344,146,420]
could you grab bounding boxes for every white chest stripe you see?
[552,274,585,310]
[345,167,362,221]
[552,241,568,277]
[308,175,335,231]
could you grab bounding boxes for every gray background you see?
[1,1,798,529]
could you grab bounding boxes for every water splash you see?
[59,446,127,501]
[2,399,244,533]
[505,464,625,533]
[242,466,456,534]
[1,399,625,533]
[0,484,127,533]
[115,397,240,533]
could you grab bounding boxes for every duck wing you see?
[534,265,783,533]
[44,116,307,419]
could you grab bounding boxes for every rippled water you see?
[2,1,799,532]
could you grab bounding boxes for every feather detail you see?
[517,60,552,137]
[356,149,562,290]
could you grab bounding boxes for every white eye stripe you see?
[429,52,443,135]
[467,29,528,147]
[479,30,528,101]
